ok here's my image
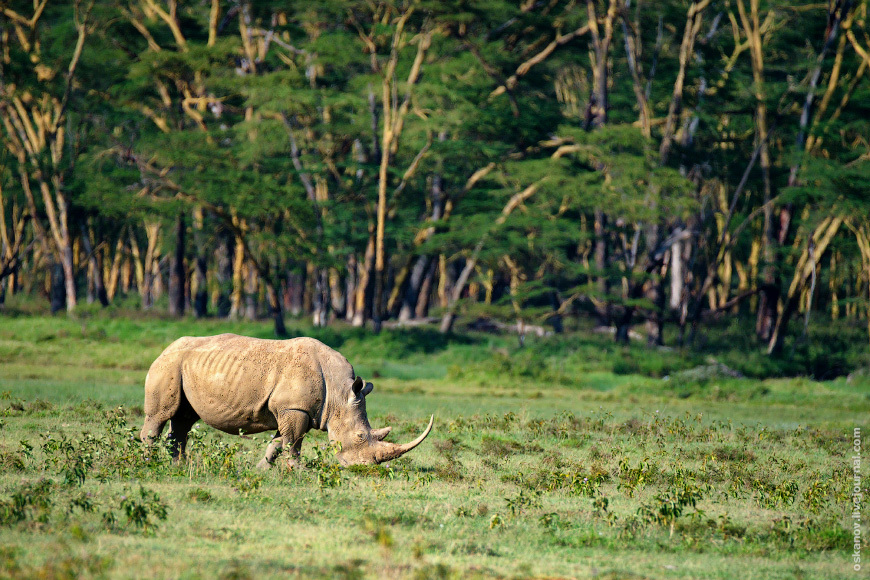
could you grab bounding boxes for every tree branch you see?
[490,25,590,97]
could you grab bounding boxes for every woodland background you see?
[2,0,870,363]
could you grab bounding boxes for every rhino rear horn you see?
[373,415,434,464]
[371,426,392,441]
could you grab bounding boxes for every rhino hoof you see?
[255,458,273,470]
[286,459,306,472]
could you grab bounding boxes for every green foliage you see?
[305,442,344,489]
[187,487,212,503]
[2,0,870,356]
[504,489,542,516]
[0,479,52,526]
[118,487,169,531]
[617,457,654,497]
[638,469,712,537]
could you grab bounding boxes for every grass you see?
[0,309,867,579]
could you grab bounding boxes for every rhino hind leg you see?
[140,416,168,448]
[141,365,180,441]
[140,362,197,462]
[167,399,199,461]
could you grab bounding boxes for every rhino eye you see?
[355,432,366,442]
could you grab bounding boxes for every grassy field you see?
[0,310,867,579]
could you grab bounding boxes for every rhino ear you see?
[361,381,374,397]
[352,376,364,396]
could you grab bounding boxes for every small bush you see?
[0,450,25,471]
[305,442,343,489]
[188,488,212,502]
[118,486,168,531]
[0,479,53,526]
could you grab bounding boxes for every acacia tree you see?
[2,0,870,358]
[0,0,93,312]
[0,163,29,293]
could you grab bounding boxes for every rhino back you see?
[159,334,351,434]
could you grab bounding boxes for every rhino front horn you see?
[374,415,434,464]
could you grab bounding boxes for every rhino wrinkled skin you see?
[139,334,433,468]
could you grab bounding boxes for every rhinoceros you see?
[139,334,433,467]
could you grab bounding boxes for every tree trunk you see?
[80,223,108,307]
[674,240,692,347]
[286,269,305,317]
[94,237,109,307]
[0,5,90,313]
[214,233,233,317]
[400,159,446,322]
[353,233,375,327]
[756,281,779,342]
[312,267,329,327]
[244,260,257,320]
[615,308,634,344]
[138,249,152,309]
[168,212,186,317]
[736,0,778,342]
[585,0,617,130]
[765,1,852,352]
[439,182,540,333]
[767,217,843,354]
[106,232,124,303]
[86,256,95,305]
[370,21,431,333]
[121,255,132,295]
[644,272,665,347]
[229,233,245,319]
[60,240,76,313]
[415,260,437,319]
[616,274,647,345]
[266,280,288,338]
[150,249,163,302]
[593,209,610,326]
[643,222,664,346]
[658,0,709,163]
[440,258,474,334]
[137,222,161,309]
[49,261,66,314]
[373,226,386,333]
[550,291,564,334]
[669,240,684,311]
[504,255,526,346]
[192,207,208,318]
[329,267,345,319]
[345,254,357,322]
[399,254,431,322]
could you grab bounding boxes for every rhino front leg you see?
[278,410,310,471]
[285,431,306,470]
[256,432,283,470]
[257,410,310,470]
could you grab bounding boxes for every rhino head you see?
[327,376,433,466]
